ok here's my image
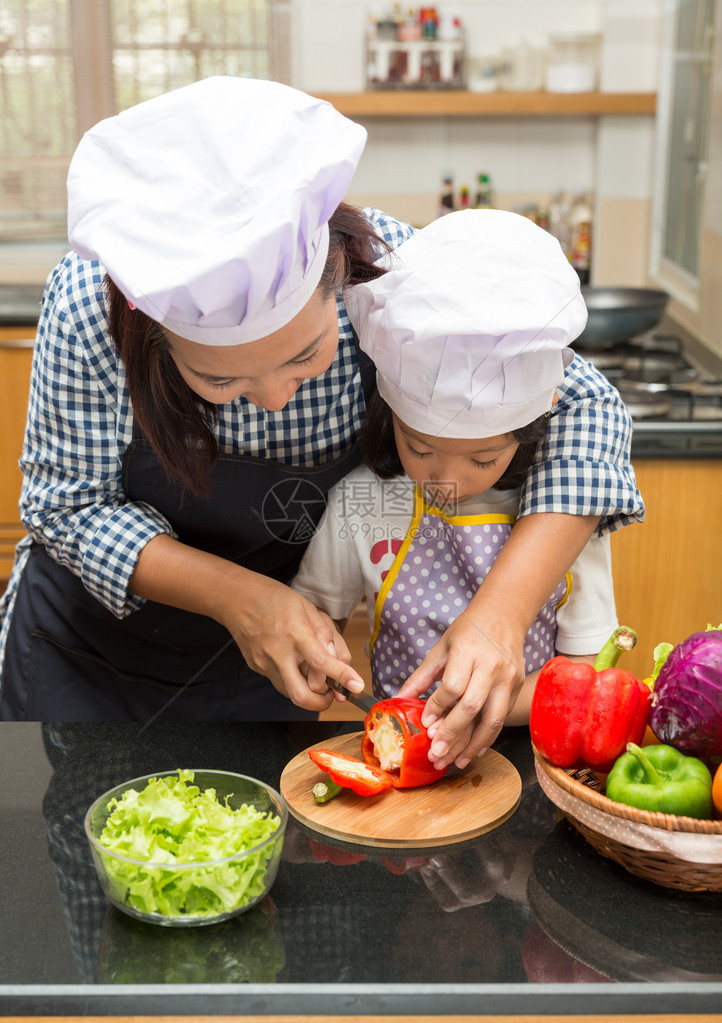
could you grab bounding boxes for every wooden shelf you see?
[313,90,656,118]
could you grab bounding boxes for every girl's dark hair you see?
[106,202,390,496]
[360,388,551,491]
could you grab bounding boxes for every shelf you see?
[313,90,657,118]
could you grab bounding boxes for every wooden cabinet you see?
[611,458,722,678]
[0,328,34,582]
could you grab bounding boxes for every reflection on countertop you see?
[0,720,720,1017]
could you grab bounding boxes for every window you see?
[0,0,290,242]
[651,0,717,306]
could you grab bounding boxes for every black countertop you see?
[1,721,720,1017]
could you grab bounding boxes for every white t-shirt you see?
[292,464,618,657]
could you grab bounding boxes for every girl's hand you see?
[397,613,526,770]
[397,513,600,770]
[219,576,365,711]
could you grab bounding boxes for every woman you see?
[0,77,643,753]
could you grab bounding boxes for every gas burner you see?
[622,350,690,373]
[617,390,671,419]
[686,382,722,421]
[618,381,722,422]
[647,333,686,355]
[576,328,722,435]
[617,365,700,393]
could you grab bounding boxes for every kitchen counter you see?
[0,721,720,1018]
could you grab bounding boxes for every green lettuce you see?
[98,769,282,920]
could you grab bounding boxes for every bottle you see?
[548,189,572,260]
[548,189,563,235]
[474,172,492,208]
[438,171,455,217]
[420,7,438,38]
[570,191,592,284]
[459,184,470,209]
[437,9,463,84]
[398,7,421,41]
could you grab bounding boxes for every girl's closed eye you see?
[208,378,239,391]
[472,457,498,469]
[406,444,432,459]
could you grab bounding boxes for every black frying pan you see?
[575,287,670,347]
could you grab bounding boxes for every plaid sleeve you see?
[19,255,176,618]
[362,207,415,251]
[518,355,645,537]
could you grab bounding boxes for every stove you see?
[573,329,722,458]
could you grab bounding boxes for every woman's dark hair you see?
[106,202,390,497]
[360,388,551,491]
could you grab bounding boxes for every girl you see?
[293,209,626,760]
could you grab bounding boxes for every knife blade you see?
[326,677,377,714]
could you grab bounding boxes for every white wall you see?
[289,0,663,284]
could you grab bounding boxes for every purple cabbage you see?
[648,627,722,759]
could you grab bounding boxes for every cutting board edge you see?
[286,790,522,850]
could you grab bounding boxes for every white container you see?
[545,32,599,93]
[467,55,499,92]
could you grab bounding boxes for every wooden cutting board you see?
[280,731,521,849]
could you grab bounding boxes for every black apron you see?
[1,341,376,722]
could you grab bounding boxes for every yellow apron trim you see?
[423,493,573,609]
[369,489,560,650]
[370,487,425,650]
[557,570,573,609]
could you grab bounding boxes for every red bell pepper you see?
[307,748,392,796]
[307,698,447,796]
[361,697,448,788]
[529,626,652,772]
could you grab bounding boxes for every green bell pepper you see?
[606,743,713,819]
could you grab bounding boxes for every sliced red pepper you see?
[361,697,448,788]
[308,747,392,796]
[380,855,430,874]
[529,626,652,772]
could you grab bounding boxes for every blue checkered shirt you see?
[0,209,643,677]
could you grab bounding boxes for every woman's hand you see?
[219,576,364,711]
[129,534,365,712]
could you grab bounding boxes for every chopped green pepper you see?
[312,780,343,804]
[605,743,713,819]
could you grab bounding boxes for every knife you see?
[326,677,378,714]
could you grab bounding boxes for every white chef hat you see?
[67,76,367,345]
[344,208,587,438]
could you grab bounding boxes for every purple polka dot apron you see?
[369,488,571,699]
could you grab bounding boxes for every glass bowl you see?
[84,769,288,927]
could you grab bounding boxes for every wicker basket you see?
[533,747,722,893]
